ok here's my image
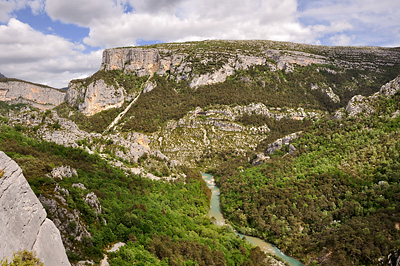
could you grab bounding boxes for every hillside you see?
[0,40,399,265]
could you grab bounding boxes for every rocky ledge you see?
[0,151,70,265]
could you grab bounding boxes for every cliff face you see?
[66,79,125,116]
[101,48,161,76]
[68,41,400,116]
[99,47,326,88]
[0,80,65,110]
[0,151,70,266]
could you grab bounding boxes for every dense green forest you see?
[212,92,400,265]
[0,123,272,266]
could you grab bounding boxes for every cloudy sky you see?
[0,0,399,88]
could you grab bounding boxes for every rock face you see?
[0,80,65,109]
[66,79,125,116]
[84,192,102,214]
[344,75,400,117]
[0,151,70,266]
[102,48,160,76]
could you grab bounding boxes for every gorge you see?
[0,39,400,265]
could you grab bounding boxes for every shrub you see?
[0,250,43,266]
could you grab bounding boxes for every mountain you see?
[0,73,5,78]
[0,40,399,265]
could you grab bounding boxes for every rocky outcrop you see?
[7,109,159,165]
[0,151,70,266]
[49,165,78,180]
[39,185,92,257]
[311,83,340,103]
[343,75,400,117]
[0,80,65,109]
[66,79,125,116]
[266,132,300,155]
[84,192,102,214]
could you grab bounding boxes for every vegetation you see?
[70,70,147,95]
[1,40,400,265]
[0,250,43,266]
[122,63,400,133]
[0,125,267,265]
[212,92,400,265]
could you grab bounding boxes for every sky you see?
[0,0,399,88]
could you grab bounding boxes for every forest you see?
[212,92,400,265]
[0,121,274,265]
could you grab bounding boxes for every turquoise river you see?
[202,173,304,266]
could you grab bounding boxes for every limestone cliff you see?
[0,79,65,109]
[66,79,125,116]
[101,48,160,76]
[0,151,70,266]
[67,40,400,116]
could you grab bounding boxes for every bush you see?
[0,250,43,266]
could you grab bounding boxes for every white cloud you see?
[81,0,316,48]
[0,0,45,22]
[329,34,354,46]
[299,0,400,46]
[45,0,125,27]
[0,19,101,87]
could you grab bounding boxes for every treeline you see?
[213,93,400,265]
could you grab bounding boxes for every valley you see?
[0,40,400,265]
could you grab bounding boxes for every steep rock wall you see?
[0,151,70,266]
[0,81,65,109]
[101,48,161,76]
[66,79,125,116]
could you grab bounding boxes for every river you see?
[202,173,304,266]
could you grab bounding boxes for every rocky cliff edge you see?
[0,151,71,266]
[0,79,65,110]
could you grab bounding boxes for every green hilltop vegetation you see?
[1,40,400,265]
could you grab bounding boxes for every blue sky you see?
[0,0,399,88]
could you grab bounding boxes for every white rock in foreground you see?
[0,151,70,266]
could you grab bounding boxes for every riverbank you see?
[202,173,304,266]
